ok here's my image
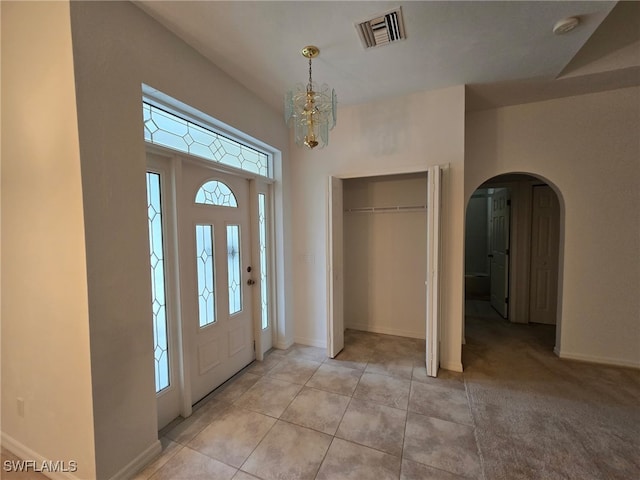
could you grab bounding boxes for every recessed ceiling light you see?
[553,16,580,35]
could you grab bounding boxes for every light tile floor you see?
[6,303,636,479]
[135,330,478,480]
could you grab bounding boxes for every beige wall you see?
[343,174,427,338]
[1,2,96,478]
[2,1,290,479]
[68,2,290,478]
[466,86,640,367]
[291,86,466,371]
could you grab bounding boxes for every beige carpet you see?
[463,302,640,480]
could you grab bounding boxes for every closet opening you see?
[343,173,427,338]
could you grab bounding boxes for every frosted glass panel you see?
[227,225,242,315]
[195,180,238,207]
[258,194,269,330]
[146,172,170,393]
[196,225,216,327]
[143,102,271,178]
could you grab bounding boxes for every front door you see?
[181,162,255,403]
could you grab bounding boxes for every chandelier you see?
[284,46,337,149]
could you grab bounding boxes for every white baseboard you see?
[346,323,425,340]
[108,439,162,480]
[292,336,326,348]
[274,340,294,350]
[1,432,82,480]
[556,350,640,369]
[1,432,162,480]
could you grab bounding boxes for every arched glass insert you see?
[195,180,238,207]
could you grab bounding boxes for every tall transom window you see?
[143,102,271,178]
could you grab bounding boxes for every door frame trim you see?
[250,180,276,360]
[325,165,443,373]
[463,172,566,360]
[147,151,189,427]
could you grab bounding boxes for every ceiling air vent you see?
[356,7,406,49]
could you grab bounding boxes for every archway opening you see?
[463,173,563,364]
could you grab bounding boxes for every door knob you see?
[247,279,255,286]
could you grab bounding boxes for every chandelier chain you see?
[307,57,313,91]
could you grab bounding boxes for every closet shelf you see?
[344,205,426,214]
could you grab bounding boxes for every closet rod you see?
[344,205,427,213]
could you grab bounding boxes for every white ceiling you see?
[135,1,640,112]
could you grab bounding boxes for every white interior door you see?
[426,165,442,377]
[182,163,255,404]
[490,188,510,318]
[327,176,344,358]
[529,185,560,324]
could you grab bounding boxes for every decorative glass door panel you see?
[258,193,269,330]
[195,224,216,327]
[254,182,273,357]
[227,225,242,315]
[146,172,170,393]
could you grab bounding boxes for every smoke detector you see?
[553,16,580,35]
[356,7,406,49]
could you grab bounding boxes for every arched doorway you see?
[463,173,563,356]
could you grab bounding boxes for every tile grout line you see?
[240,353,328,480]
[137,442,185,480]
[324,356,409,475]
[181,444,242,476]
[234,404,280,479]
[399,381,412,480]
[224,369,304,447]
[463,373,488,480]
[312,436,337,480]
[312,357,360,480]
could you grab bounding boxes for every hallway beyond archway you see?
[464,173,563,354]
